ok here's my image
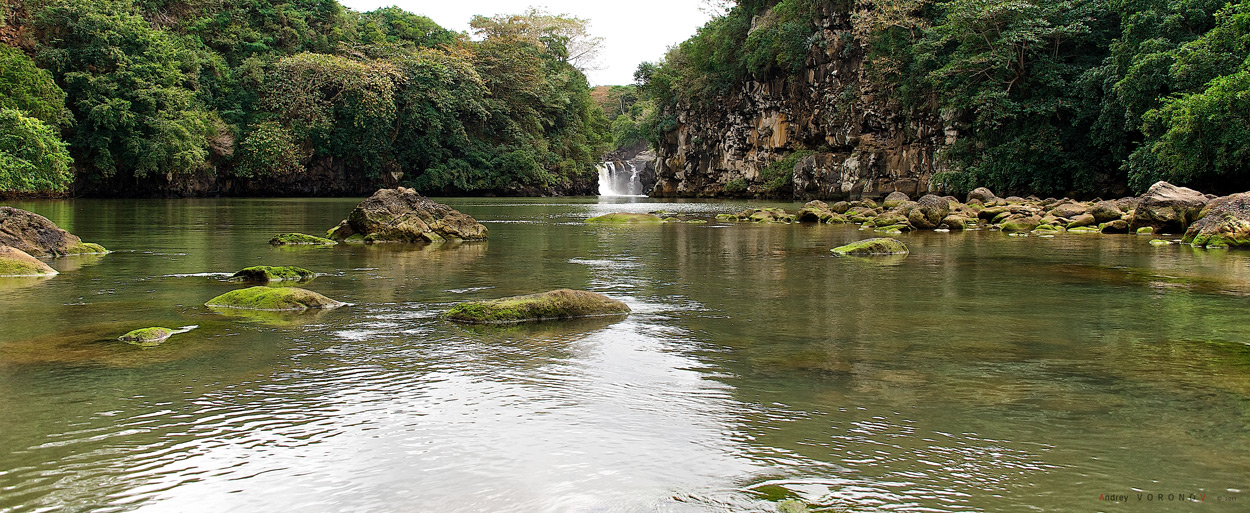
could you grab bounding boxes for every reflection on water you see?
[1,197,1248,512]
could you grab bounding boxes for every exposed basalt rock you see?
[206,286,346,311]
[831,237,909,256]
[1129,181,1208,233]
[0,207,107,257]
[0,246,58,276]
[441,289,630,324]
[1184,192,1250,248]
[328,187,487,243]
[649,7,951,201]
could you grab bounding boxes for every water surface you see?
[1,197,1248,512]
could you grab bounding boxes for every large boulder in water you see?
[907,194,950,229]
[0,206,107,257]
[967,187,998,205]
[1129,181,1208,233]
[882,191,910,209]
[831,237,909,256]
[206,286,347,311]
[441,289,631,324]
[327,187,487,243]
[0,246,58,276]
[1183,193,1250,248]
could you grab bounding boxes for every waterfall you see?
[597,163,613,196]
[597,161,644,196]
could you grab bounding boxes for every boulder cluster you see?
[0,206,107,277]
[719,181,1250,248]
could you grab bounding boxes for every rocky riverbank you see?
[713,181,1250,249]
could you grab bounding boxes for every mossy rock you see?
[831,237,909,256]
[118,327,173,347]
[0,246,58,277]
[1136,226,1155,235]
[999,216,1041,233]
[586,213,665,224]
[231,265,316,284]
[874,224,911,234]
[206,286,347,312]
[715,214,737,221]
[777,499,811,513]
[1149,239,1173,246]
[1068,226,1101,233]
[68,242,108,255]
[270,233,337,245]
[441,289,630,324]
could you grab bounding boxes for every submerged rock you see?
[831,237,909,256]
[269,233,337,245]
[206,286,346,311]
[1130,181,1208,233]
[327,187,487,243]
[231,266,316,284]
[0,246,58,276]
[1183,192,1250,248]
[441,289,631,324]
[0,206,108,257]
[118,327,173,346]
[586,212,665,224]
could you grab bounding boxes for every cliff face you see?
[652,9,953,201]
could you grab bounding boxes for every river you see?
[1,197,1248,512]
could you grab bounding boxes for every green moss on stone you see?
[441,289,630,324]
[231,265,316,284]
[874,224,910,234]
[0,247,58,277]
[68,242,108,254]
[1136,227,1155,235]
[586,213,665,224]
[831,237,909,256]
[206,286,346,311]
[118,327,173,346]
[1068,226,1100,233]
[270,233,337,245]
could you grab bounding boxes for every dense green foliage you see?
[636,0,1250,195]
[0,45,74,194]
[0,108,74,193]
[0,0,608,195]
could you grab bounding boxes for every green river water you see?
[1,197,1248,512]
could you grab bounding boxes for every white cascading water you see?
[597,161,643,196]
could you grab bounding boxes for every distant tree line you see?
[635,0,1250,195]
[0,0,611,196]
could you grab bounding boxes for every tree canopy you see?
[0,0,609,196]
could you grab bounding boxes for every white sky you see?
[337,1,716,86]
